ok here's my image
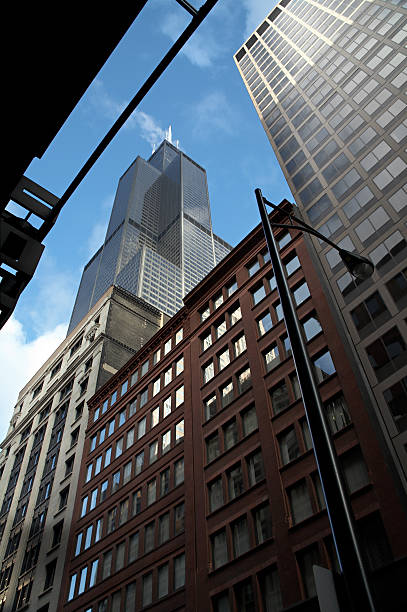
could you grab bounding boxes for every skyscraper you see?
[58,207,407,611]
[68,139,232,334]
[235,0,407,488]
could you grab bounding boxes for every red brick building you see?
[59,204,407,612]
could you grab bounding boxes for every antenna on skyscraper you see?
[152,143,156,153]
[166,125,172,144]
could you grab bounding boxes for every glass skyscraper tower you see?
[235,1,407,486]
[68,140,231,333]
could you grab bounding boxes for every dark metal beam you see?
[37,0,219,241]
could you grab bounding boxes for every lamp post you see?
[255,188,376,612]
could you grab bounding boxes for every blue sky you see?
[0,0,291,439]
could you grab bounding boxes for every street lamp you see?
[255,188,376,612]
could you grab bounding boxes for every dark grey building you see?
[235,0,407,487]
[68,140,232,334]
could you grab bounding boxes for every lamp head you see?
[339,249,374,280]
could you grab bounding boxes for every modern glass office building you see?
[235,1,407,486]
[68,140,231,334]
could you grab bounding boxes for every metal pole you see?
[255,188,376,611]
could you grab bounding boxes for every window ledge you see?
[38,586,53,599]
[47,544,60,556]
[54,505,67,518]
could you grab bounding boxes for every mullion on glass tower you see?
[235,0,407,488]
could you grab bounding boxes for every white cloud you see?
[0,317,67,442]
[160,12,222,68]
[23,256,77,337]
[242,0,277,39]
[192,91,237,138]
[87,80,165,147]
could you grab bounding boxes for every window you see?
[158,512,170,545]
[257,312,272,336]
[175,419,184,443]
[164,338,172,355]
[141,360,149,377]
[147,480,156,506]
[175,457,184,486]
[259,567,283,612]
[144,523,155,554]
[293,281,310,305]
[216,319,227,339]
[138,417,146,439]
[161,396,170,418]
[139,388,148,408]
[164,367,172,386]
[303,315,322,341]
[149,440,158,464]
[176,356,184,375]
[278,427,300,465]
[112,471,120,493]
[44,559,56,590]
[212,530,228,569]
[230,305,242,326]
[238,367,252,394]
[206,432,220,463]
[128,532,139,563]
[247,450,265,486]
[151,406,159,428]
[126,427,135,449]
[221,381,234,407]
[285,254,301,276]
[214,292,224,310]
[254,504,273,544]
[152,377,161,396]
[115,437,123,458]
[386,269,407,308]
[175,328,183,344]
[203,361,214,384]
[160,468,170,497]
[162,430,171,454]
[297,544,321,598]
[234,334,247,357]
[227,464,245,499]
[313,351,336,382]
[201,306,210,322]
[235,579,256,611]
[366,327,407,381]
[174,502,185,534]
[341,448,370,494]
[384,377,407,432]
[208,477,223,512]
[325,394,351,434]
[288,480,313,524]
[242,405,257,436]
[264,344,280,372]
[247,259,260,277]
[204,395,217,421]
[270,382,290,414]
[252,284,266,305]
[135,451,144,475]
[218,348,230,371]
[223,419,238,450]
[174,553,185,589]
[133,489,142,516]
[102,550,112,579]
[201,332,212,351]
[227,279,238,296]
[232,516,250,558]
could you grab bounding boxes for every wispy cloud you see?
[192,90,237,138]
[87,80,165,147]
[0,317,67,442]
[160,11,222,68]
